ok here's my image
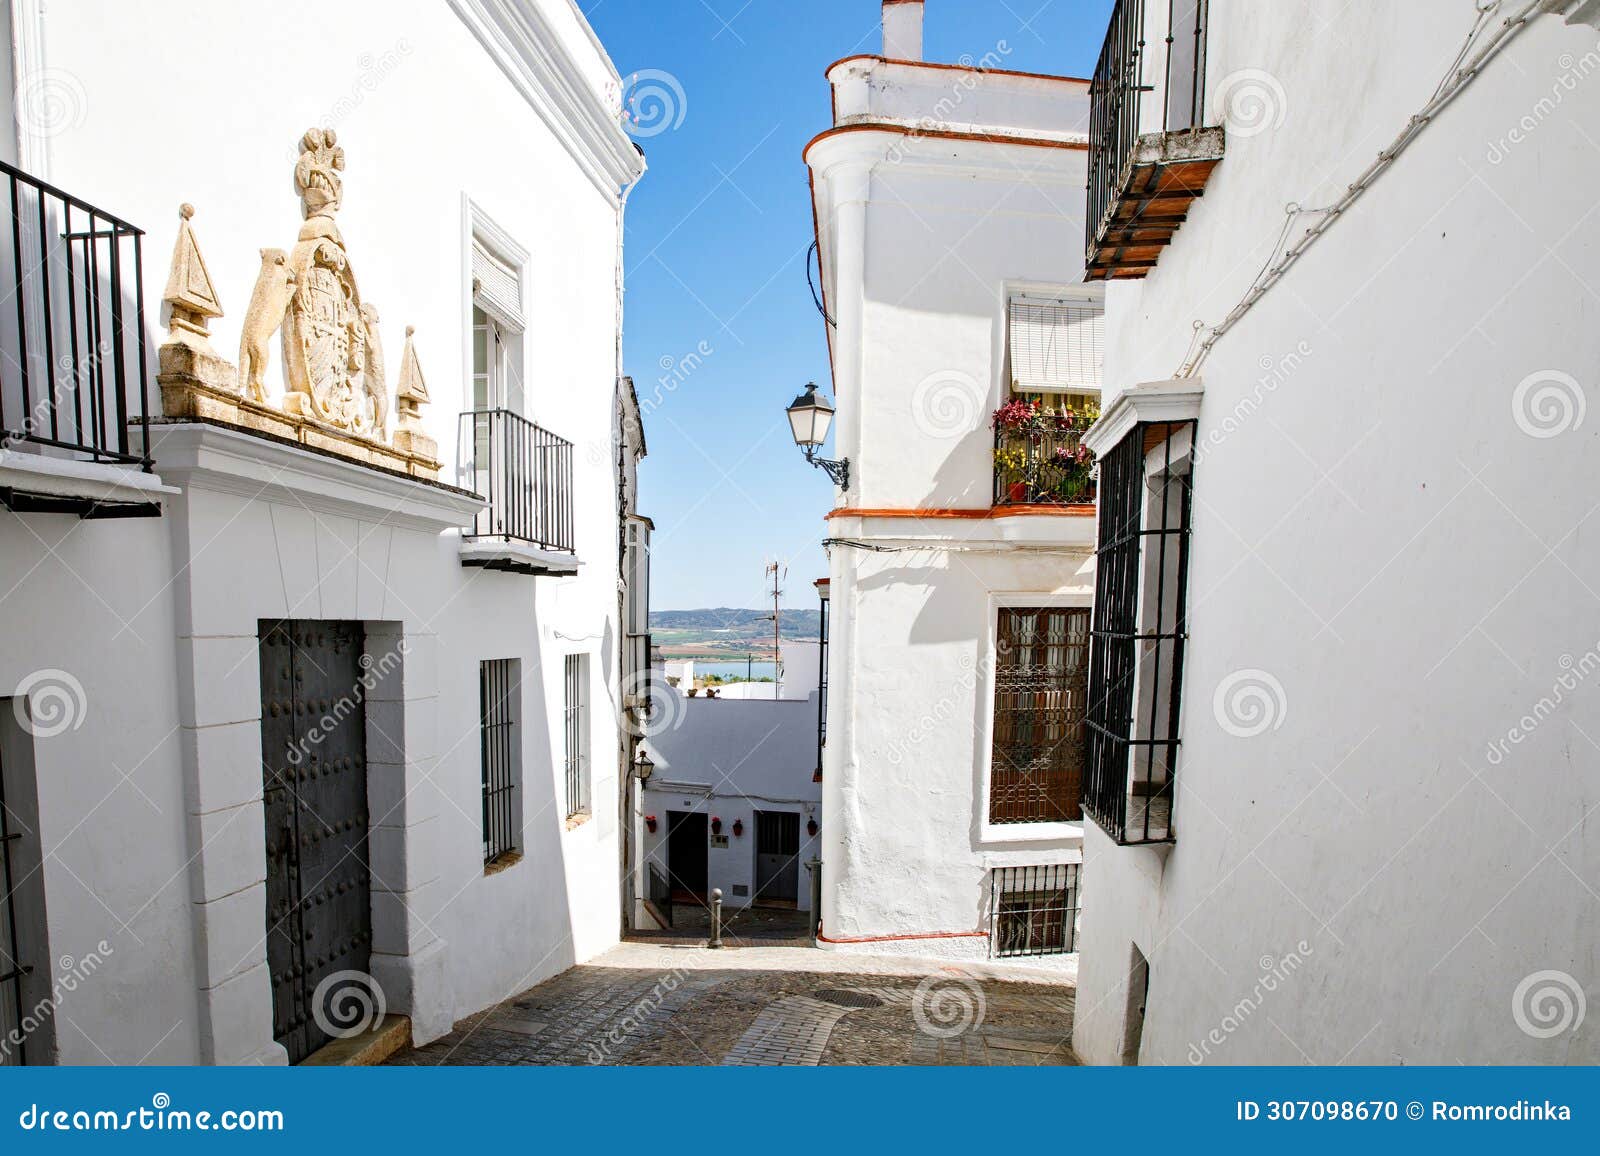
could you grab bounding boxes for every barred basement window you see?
[480,659,522,865]
[989,607,1090,824]
[990,864,1081,957]
[563,654,590,818]
[1083,420,1195,844]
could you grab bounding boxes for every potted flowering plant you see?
[1048,440,1095,501]
[992,398,1041,432]
[993,397,1100,504]
[993,401,1039,501]
[993,442,1030,502]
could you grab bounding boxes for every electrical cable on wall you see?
[806,238,832,326]
[1177,0,1539,378]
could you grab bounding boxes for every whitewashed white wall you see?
[1075,0,1600,1064]
[640,693,822,914]
[0,515,195,1064]
[809,56,1098,960]
[0,0,639,1063]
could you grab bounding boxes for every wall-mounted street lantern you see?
[786,382,849,490]
[632,747,655,780]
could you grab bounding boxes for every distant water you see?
[686,660,778,682]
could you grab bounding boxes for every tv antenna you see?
[761,561,785,695]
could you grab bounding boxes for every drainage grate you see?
[812,988,884,1009]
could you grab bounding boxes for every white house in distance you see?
[1071,0,1600,1064]
[807,1,1097,963]
[672,640,821,701]
[0,0,645,1065]
[637,639,823,927]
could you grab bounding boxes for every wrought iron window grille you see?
[480,659,520,865]
[990,863,1081,957]
[1083,421,1195,845]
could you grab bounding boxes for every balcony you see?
[1085,0,1223,281]
[992,402,1097,509]
[457,408,577,575]
[0,158,161,518]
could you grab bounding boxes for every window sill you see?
[483,850,523,876]
[564,810,592,832]
[978,819,1083,848]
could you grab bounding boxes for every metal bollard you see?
[708,888,724,949]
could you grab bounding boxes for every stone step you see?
[301,1015,412,1066]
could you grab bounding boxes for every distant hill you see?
[650,607,822,646]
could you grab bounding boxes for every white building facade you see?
[0,0,645,1065]
[1071,0,1600,1064]
[808,2,1097,963]
[636,642,823,924]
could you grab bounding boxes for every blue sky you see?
[583,0,1114,611]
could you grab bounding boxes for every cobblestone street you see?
[387,941,1078,1067]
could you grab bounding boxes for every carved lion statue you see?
[237,248,297,402]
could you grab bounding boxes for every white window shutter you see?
[1009,295,1104,393]
[473,241,523,330]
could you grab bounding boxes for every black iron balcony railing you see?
[1163,0,1208,135]
[1086,0,1217,280]
[458,408,574,552]
[993,425,1097,507]
[0,158,151,470]
[1087,0,1150,258]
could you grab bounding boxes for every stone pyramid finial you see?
[391,325,437,463]
[163,203,223,352]
[396,325,430,408]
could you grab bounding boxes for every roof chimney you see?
[882,0,924,61]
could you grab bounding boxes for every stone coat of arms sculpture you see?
[156,128,439,481]
[238,128,387,438]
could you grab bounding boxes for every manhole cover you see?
[813,988,884,1009]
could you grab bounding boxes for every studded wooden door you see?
[259,620,373,1064]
